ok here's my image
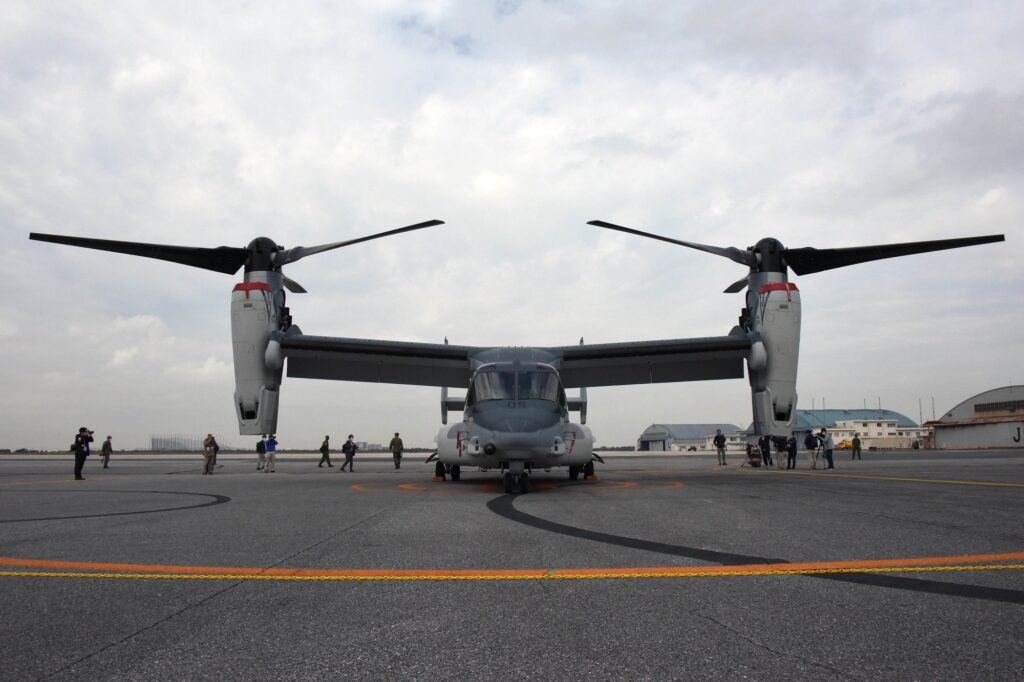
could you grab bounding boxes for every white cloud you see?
[2,1,1022,450]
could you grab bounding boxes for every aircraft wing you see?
[278,335,480,388]
[278,332,752,390]
[548,335,752,388]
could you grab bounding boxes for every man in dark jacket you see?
[73,427,93,480]
[786,436,798,470]
[318,435,333,467]
[339,435,357,472]
[713,429,727,465]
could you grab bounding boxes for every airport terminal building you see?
[928,385,1024,449]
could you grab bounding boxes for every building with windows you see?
[745,409,927,449]
[928,386,1024,449]
[637,424,741,451]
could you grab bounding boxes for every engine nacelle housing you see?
[231,276,285,435]
[746,279,801,437]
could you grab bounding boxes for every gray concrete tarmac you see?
[1,450,1022,681]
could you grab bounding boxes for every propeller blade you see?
[282,276,307,294]
[29,233,247,275]
[587,220,757,267]
[276,219,444,266]
[784,234,1006,276]
[723,276,749,294]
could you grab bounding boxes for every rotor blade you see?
[29,233,247,275]
[282,276,308,294]
[784,234,1006,276]
[587,220,757,267]
[723,276,749,294]
[276,219,444,266]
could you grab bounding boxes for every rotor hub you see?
[751,237,787,273]
[245,237,282,272]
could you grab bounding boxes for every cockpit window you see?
[470,366,566,404]
[518,371,561,402]
[473,370,516,401]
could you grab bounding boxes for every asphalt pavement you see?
[1,450,1022,680]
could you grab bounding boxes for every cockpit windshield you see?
[518,371,561,402]
[473,370,516,401]
[471,366,564,403]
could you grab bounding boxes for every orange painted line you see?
[1,551,1021,579]
[0,557,548,578]
[350,483,367,491]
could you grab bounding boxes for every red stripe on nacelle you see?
[233,282,271,299]
[758,282,799,294]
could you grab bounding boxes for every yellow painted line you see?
[1,564,1022,582]
[748,469,1024,488]
[1,552,1022,582]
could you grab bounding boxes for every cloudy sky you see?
[2,1,1021,451]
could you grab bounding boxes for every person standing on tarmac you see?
[256,435,267,471]
[759,435,774,467]
[389,432,404,470]
[339,435,357,472]
[264,435,278,472]
[821,428,836,470]
[851,433,862,460]
[73,427,94,480]
[100,435,113,469]
[318,435,333,468]
[713,429,727,465]
[786,436,798,470]
[202,434,217,475]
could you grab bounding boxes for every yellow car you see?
[836,440,857,449]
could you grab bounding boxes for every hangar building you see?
[637,424,741,451]
[929,386,1024,449]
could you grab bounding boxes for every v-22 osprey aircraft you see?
[30,222,1004,493]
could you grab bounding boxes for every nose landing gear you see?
[433,461,461,481]
[503,471,530,494]
[503,461,530,494]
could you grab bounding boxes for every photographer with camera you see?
[804,431,820,469]
[819,428,836,469]
[73,427,94,480]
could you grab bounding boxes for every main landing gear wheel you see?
[583,460,595,479]
[568,465,580,481]
[450,464,461,481]
[434,461,446,481]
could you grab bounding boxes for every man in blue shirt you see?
[264,435,278,472]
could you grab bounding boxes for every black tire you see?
[451,464,461,481]
[583,460,595,478]
[519,474,529,494]
[434,461,446,479]
[568,466,579,481]
[503,472,514,494]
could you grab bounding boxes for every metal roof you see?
[939,385,1024,421]
[639,424,742,441]
[744,409,918,434]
